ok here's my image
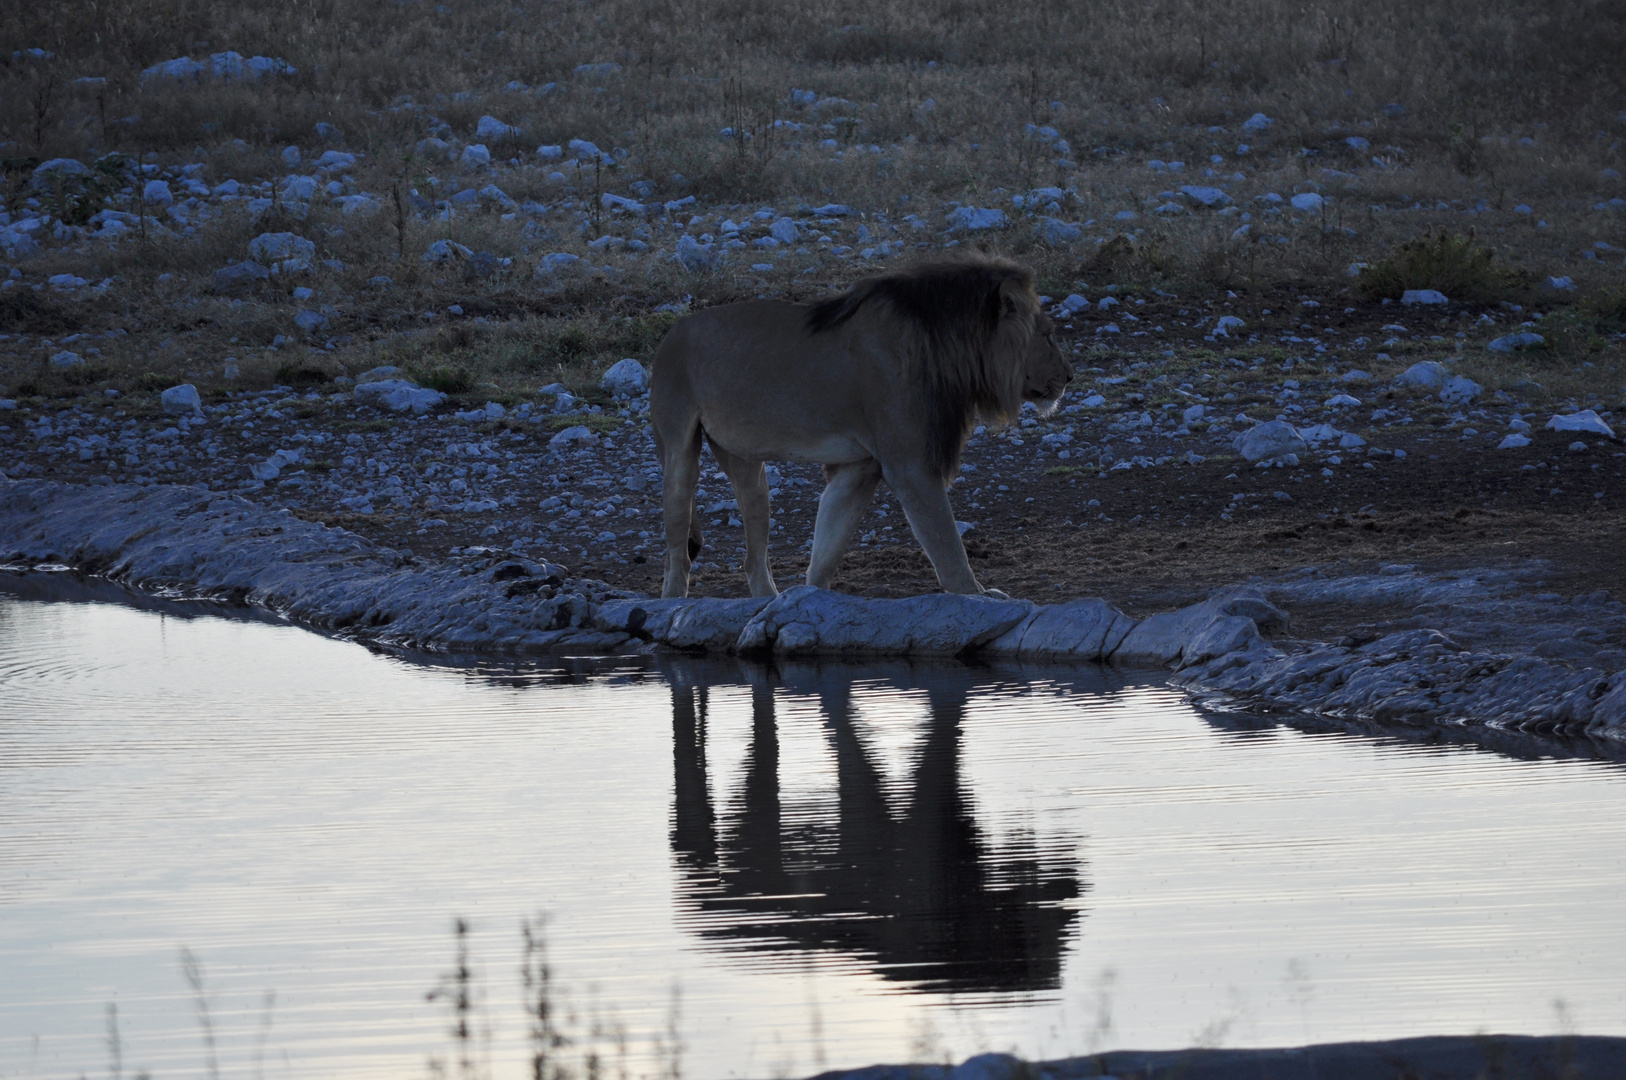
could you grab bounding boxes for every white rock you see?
[769,217,799,243]
[160,384,203,416]
[947,206,1007,231]
[475,115,517,141]
[1240,113,1273,133]
[248,231,316,274]
[1324,393,1362,407]
[423,238,474,263]
[1290,192,1324,212]
[600,358,649,396]
[353,378,446,414]
[1439,375,1483,404]
[143,180,173,206]
[1038,217,1082,245]
[736,586,1033,655]
[1401,289,1448,305]
[1182,404,1206,424]
[1111,588,1286,669]
[535,251,581,275]
[1212,314,1246,336]
[1337,432,1367,450]
[49,350,85,368]
[1180,185,1231,208]
[460,143,492,168]
[1487,332,1544,352]
[1546,410,1615,438]
[549,425,599,449]
[1236,420,1307,463]
[1497,432,1532,449]
[984,597,1137,660]
[1395,360,1448,390]
[675,234,712,272]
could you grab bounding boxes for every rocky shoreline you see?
[4,476,1622,742]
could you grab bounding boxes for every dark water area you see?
[2,571,1625,1080]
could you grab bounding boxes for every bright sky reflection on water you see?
[2,571,1625,1080]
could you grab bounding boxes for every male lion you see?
[649,255,1071,599]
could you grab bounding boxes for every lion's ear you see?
[997,279,1034,322]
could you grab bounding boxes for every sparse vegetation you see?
[1355,227,1528,303]
[0,0,1619,404]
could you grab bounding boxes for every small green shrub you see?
[1356,228,1527,303]
[274,362,333,387]
[411,365,474,394]
[1580,286,1626,325]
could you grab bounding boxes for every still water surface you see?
[2,573,1625,1079]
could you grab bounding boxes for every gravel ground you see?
[3,291,1621,641]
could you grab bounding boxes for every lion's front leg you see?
[883,462,982,594]
[805,460,883,590]
[710,442,779,598]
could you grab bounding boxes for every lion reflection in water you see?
[649,255,1072,598]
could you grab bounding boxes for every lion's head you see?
[806,255,1073,478]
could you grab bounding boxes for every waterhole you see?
[2,571,1624,1079]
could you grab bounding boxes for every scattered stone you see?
[1240,113,1273,133]
[210,260,271,294]
[1401,289,1448,305]
[460,143,492,169]
[1236,420,1307,463]
[1290,192,1324,212]
[1546,410,1615,438]
[247,232,316,274]
[549,425,599,449]
[985,597,1136,661]
[475,115,518,141]
[675,234,712,272]
[1037,217,1082,245]
[30,158,90,188]
[1395,360,1448,390]
[600,358,649,397]
[423,239,474,263]
[353,378,446,414]
[1212,315,1246,336]
[160,384,203,416]
[1487,332,1544,352]
[143,179,173,206]
[49,350,85,368]
[1439,376,1483,404]
[947,206,1007,230]
[536,251,582,275]
[737,586,1033,656]
[1111,587,1286,669]
[1180,185,1231,208]
[1498,433,1532,449]
[293,310,328,333]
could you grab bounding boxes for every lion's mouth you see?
[1026,388,1064,417]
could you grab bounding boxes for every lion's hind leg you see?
[657,422,703,598]
[709,441,778,598]
[805,460,883,591]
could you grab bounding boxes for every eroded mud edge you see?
[2,478,1622,742]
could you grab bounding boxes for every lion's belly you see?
[700,415,873,466]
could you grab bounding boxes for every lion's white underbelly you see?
[714,429,872,466]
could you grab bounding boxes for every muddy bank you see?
[3,477,1622,740]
